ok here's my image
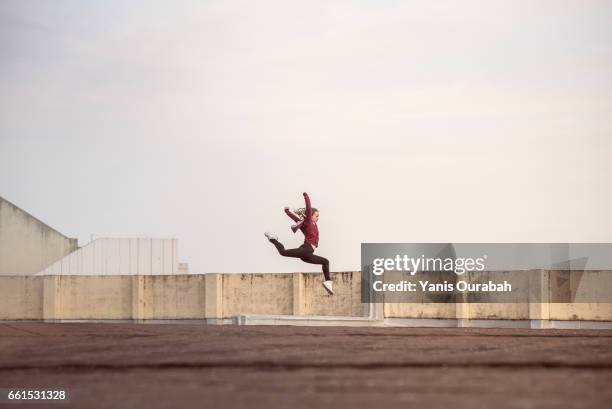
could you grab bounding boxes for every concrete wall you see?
[0,271,610,322]
[303,271,364,316]
[1,274,209,321]
[53,276,133,320]
[0,197,77,276]
[0,276,44,319]
[222,273,294,316]
[139,275,207,319]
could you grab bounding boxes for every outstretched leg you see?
[270,239,309,259]
[265,232,332,293]
[301,253,330,281]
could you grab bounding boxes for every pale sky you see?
[1,0,611,273]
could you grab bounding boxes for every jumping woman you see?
[264,192,333,295]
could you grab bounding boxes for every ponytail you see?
[295,207,318,220]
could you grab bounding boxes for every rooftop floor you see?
[1,323,611,408]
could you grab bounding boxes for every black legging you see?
[270,239,330,281]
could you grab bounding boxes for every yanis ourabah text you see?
[372,280,512,293]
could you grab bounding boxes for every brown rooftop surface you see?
[1,323,611,408]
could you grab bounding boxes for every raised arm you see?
[303,192,312,222]
[284,207,301,222]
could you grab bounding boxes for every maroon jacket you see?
[284,192,319,248]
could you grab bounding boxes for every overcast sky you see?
[1,0,611,273]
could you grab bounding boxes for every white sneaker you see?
[264,231,278,241]
[322,280,334,295]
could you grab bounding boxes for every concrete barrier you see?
[0,197,77,276]
[0,276,43,320]
[0,271,611,326]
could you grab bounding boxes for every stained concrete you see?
[0,323,611,409]
[0,196,77,276]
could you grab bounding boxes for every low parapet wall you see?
[0,272,364,321]
[0,272,610,323]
